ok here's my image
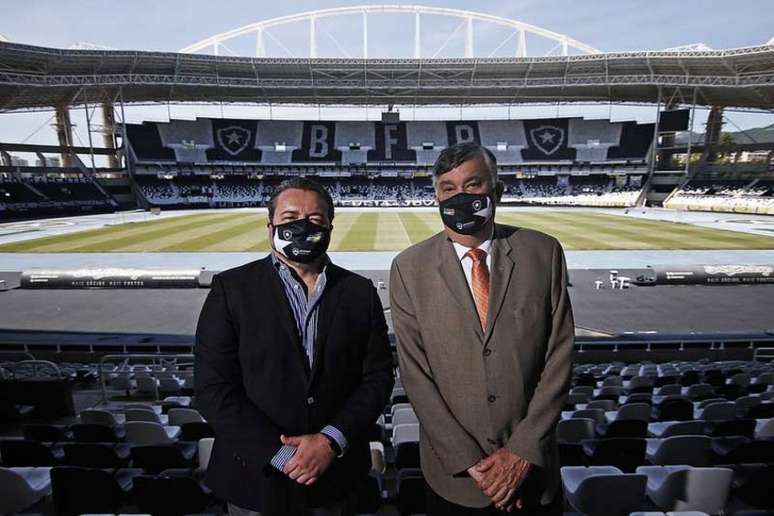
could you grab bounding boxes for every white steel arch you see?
[179,4,600,58]
[0,34,8,42]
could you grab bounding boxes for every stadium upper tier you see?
[0,41,773,109]
[126,116,661,165]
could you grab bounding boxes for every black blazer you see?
[194,255,394,514]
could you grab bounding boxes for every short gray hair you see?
[431,142,498,188]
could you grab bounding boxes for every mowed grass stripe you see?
[567,213,733,249]
[374,212,412,250]
[495,212,605,249]
[498,211,774,250]
[500,211,663,250]
[398,212,443,243]
[65,213,244,252]
[110,214,253,252]
[202,218,270,252]
[575,212,774,249]
[335,212,379,251]
[327,211,367,251]
[0,213,221,252]
[156,215,268,252]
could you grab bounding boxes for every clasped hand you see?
[468,448,532,512]
[280,433,335,485]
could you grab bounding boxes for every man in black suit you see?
[194,177,394,516]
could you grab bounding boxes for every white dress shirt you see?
[451,233,493,294]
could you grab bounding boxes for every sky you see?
[1,0,773,158]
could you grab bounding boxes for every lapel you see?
[308,262,343,389]
[435,232,485,342]
[259,256,311,380]
[483,223,517,346]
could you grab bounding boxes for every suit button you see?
[307,396,315,405]
[488,395,497,403]
[483,349,492,357]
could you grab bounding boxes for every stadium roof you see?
[1,41,774,111]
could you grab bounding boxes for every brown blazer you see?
[389,223,575,508]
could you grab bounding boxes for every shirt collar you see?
[451,225,495,262]
[270,251,331,274]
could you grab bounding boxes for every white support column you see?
[465,17,473,58]
[256,29,264,58]
[213,40,219,56]
[414,11,421,59]
[561,36,568,56]
[363,11,368,59]
[516,30,526,57]
[310,16,317,58]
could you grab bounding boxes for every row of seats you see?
[561,464,774,516]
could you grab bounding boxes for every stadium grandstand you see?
[1,4,774,516]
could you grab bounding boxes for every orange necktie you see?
[465,248,489,329]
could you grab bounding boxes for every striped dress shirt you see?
[269,252,348,472]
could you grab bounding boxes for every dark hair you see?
[432,142,498,186]
[267,177,335,223]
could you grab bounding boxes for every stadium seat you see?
[606,403,652,424]
[392,407,418,426]
[696,401,737,421]
[167,408,205,426]
[645,436,712,466]
[655,384,684,396]
[557,418,597,444]
[23,423,72,442]
[635,466,733,514]
[50,466,142,516]
[179,421,214,441]
[756,418,774,438]
[727,462,774,509]
[561,466,648,516]
[132,473,212,515]
[598,420,649,439]
[745,402,774,419]
[653,398,694,422]
[686,384,715,401]
[124,421,181,445]
[71,423,126,443]
[0,439,64,466]
[0,466,52,514]
[582,437,647,472]
[62,442,131,468]
[80,409,125,427]
[396,468,426,516]
[129,444,196,474]
[370,441,386,475]
[712,436,774,464]
[706,418,756,438]
[197,437,214,475]
[586,399,618,411]
[393,423,420,470]
[563,408,607,426]
[352,473,383,515]
[125,408,169,425]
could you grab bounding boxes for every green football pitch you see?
[1,210,773,252]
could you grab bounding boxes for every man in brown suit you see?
[389,142,575,515]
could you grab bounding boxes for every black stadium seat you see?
[50,466,143,516]
[130,444,196,474]
[133,473,212,516]
[23,424,72,443]
[582,437,647,473]
[62,442,132,468]
[179,421,214,441]
[0,439,64,466]
[70,422,125,442]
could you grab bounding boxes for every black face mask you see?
[438,192,495,235]
[271,218,331,264]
